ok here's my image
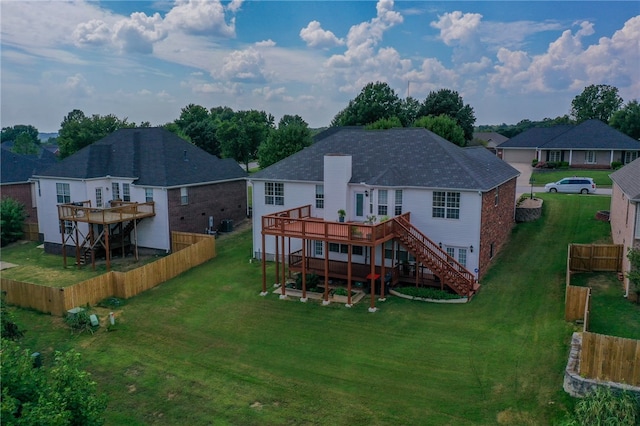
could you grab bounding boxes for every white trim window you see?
[180,187,189,205]
[446,247,468,267]
[112,182,120,200]
[549,150,561,163]
[315,185,324,209]
[395,190,403,215]
[433,191,460,219]
[60,220,73,235]
[56,183,70,204]
[624,151,639,164]
[314,241,323,256]
[265,182,284,206]
[585,151,596,164]
[123,183,131,201]
[377,190,388,216]
[96,188,103,208]
[145,188,153,202]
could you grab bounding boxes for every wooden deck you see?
[58,201,155,225]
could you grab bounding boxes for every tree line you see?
[2,83,638,170]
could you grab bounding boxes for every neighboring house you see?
[609,157,640,299]
[498,120,640,167]
[32,128,247,263]
[249,127,519,306]
[472,131,509,154]
[1,146,58,225]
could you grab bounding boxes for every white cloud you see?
[73,19,112,47]
[164,0,238,37]
[216,48,269,83]
[113,12,167,54]
[327,0,403,67]
[431,11,482,46]
[300,21,344,49]
[62,73,94,97]
[252,86,292,102]
[255,39,276,48]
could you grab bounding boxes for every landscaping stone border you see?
[389,289,468,304]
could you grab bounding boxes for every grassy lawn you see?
[0,241,163,287]
[7,194,619,425]
[570,272,640,340]
[531,169,613,187]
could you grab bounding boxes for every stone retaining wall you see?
[515,198,543,222]
[563,332,640,398]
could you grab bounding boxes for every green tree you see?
[365,117,403,130]
[627,247,640,304]
[331,82,402,126]
[12,132,39,155]
[174,104,221,156]
[1,125,39,144]
[414,114,466,146]
[571,84,623,123]
[1,293,24,341]
[57,110,135,158]
[398,96,421,127]
[419,89,476,141]
[258,115,313,168]
[219,110,273,171]
[1,339,107,425]
[0,198,26,247]
[610,99,640,140]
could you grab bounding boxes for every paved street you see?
[511,162,612,198]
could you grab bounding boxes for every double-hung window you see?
[123,183,131,201]
[96,188,103,208]
[377,190,388,216]
[314,241,323,256]
[315,185,324,209]
[432,191,460,219]
[56,183,70,204]
[145,188,154,202]
[112,183,120,200]
[395,190,403,215]
[265,182,284,205]
[180,187,189,205]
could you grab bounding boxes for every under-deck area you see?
[57,200,156,270]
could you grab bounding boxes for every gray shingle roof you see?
[610,157,640,201]
[1,148,58,184]
[34,128,247,187]
[499,120,640,150]
[252,127,519,191]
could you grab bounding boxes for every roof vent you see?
[183,150,188,162]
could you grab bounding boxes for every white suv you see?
[545,177,596,194]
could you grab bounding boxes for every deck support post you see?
[323,241,330,303]
[301,238,307,300]
[347,244,353,306]
[105,224,111,272]
[275,235,280,286]
[260,231,268,296]
[281,235,286,288]
[369,247,376,312]
[60,219,67,268]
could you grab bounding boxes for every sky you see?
[1,1,639,132]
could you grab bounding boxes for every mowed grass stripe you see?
[10,194,612,425]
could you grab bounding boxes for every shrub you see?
[559,161,569,169]
[394,287,463,300]
[0,197,26,246]
[333,287,352,296]
[65,307,98,335]
[611,161,623,170]
[1,292,24,340]
[294,273,319,290]
[562,386,639,425]
[531,158,539,167]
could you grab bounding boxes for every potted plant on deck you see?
[338,209,346,222]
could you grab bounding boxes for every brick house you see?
[498,120,640,167]
[33,128,247,258]
[249,127,519,307]
[609,157,640,299]
[1,147,57,226]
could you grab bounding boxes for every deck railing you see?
[58,200,156,224]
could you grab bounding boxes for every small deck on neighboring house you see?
[57,200,156,271]
[260,205,479,311]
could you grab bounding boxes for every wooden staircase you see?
[392,216,479,297]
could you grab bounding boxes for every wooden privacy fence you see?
[2,232,215,316]
[21,223,40,242]
[568,244,623,273]
[580,332,640,387]
[565,285,591,330]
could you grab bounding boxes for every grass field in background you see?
[7,194,623,425]
[531,169,613,187]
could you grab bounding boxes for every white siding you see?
[251,179,482,273]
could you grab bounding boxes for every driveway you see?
[508,161,612,197]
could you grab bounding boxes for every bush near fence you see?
[1,232,215,316]
[564,243,640,391]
